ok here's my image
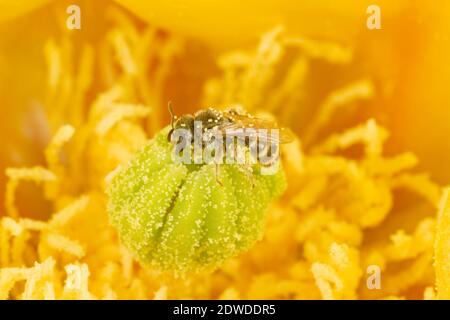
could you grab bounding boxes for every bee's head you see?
[167,102,195,142]
[174,115,195,131]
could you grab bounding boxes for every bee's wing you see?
[220,112,295,143]
[218,121,295,144]
[275,127,295,143]
[222,112,275,127]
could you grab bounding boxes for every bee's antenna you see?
[168,101,176,129]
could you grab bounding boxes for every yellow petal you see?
[115,0,408,47]
[0,0,50,23]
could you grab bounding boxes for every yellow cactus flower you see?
[0,0,449,300]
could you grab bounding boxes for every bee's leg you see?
[215,163,223,186]
[239,162,255,188]
[248,171,255,188]
[246,165,256,188]
[245,151,257,188]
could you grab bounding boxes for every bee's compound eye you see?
[167,128,174,142]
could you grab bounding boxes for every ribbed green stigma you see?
[107,127,286,273]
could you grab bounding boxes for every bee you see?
[167,103,294,185]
